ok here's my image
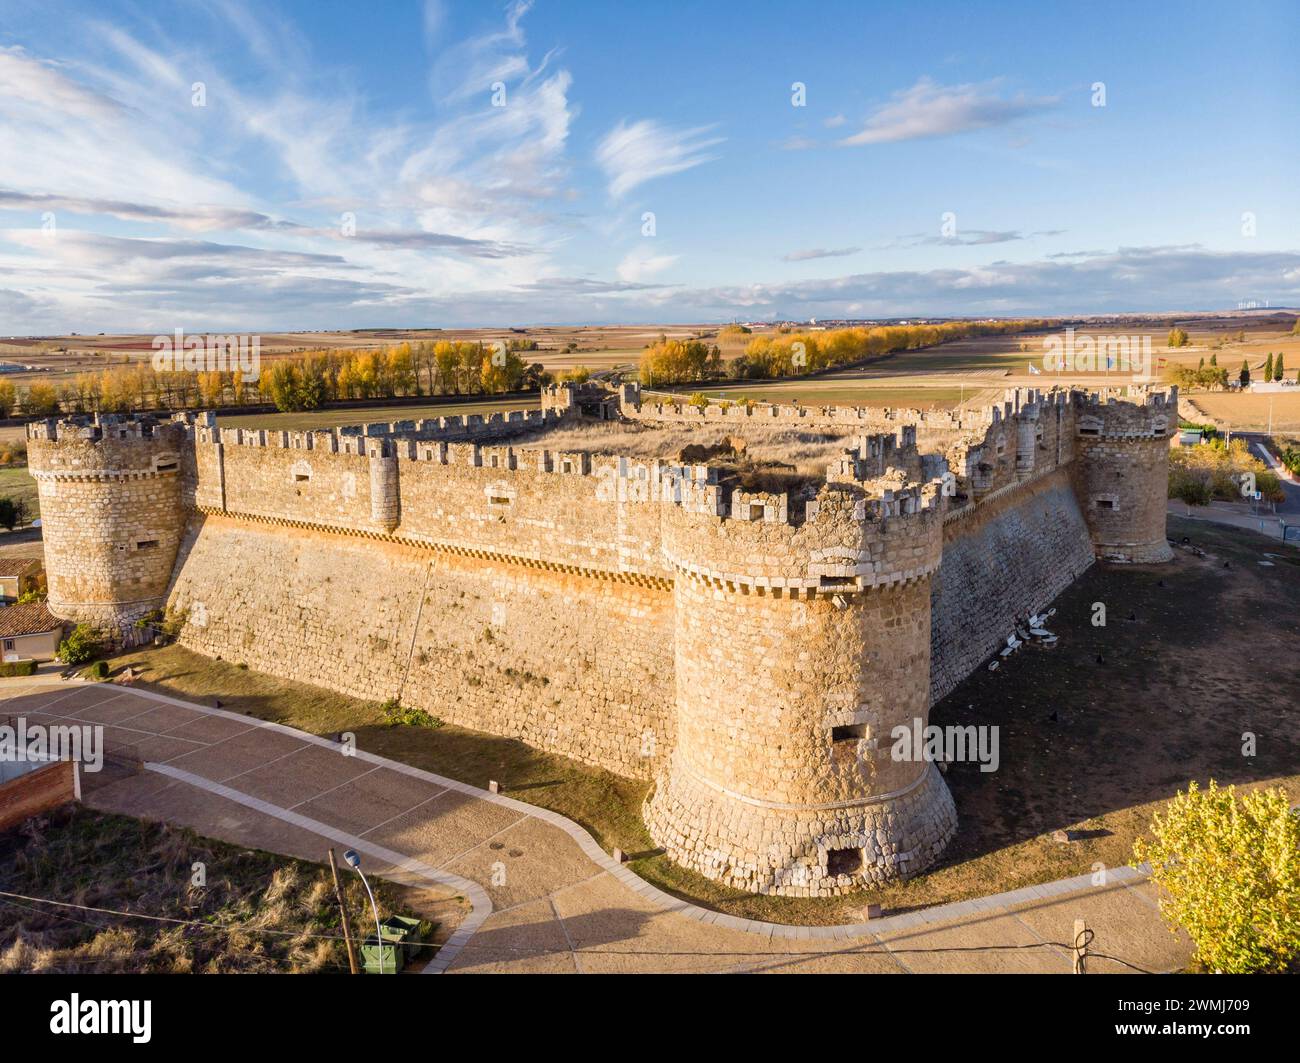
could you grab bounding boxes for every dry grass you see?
[0,806,435,973]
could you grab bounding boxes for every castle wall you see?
[929,468,1095,705]
[168,514,675,778]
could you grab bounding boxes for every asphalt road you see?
[1236,432,1300,515]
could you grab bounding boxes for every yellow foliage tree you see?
[1134,781,1299,973]
[0,378,16,417]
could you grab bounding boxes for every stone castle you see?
[26,381,1177,896]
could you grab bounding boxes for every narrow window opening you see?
[819,575,856,590]
[489,495,511,506]
[748,503,765,521]
[294,473,310,482]
[831,724,866,743]
[155,461,178,472]
[136,539,160,550]
[1096,498,1115,510]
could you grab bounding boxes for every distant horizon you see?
[6,305,1299,342]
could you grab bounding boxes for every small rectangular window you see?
[156,461,178,472]
[748,503,765,521]
[831,724,866,743]
[827,848,862,877]
[3,640,14,651]
[819,575,856,590]
[1096,499,1115,510]
[489,495,511,506]
[294,473,310,482]
[136,539,160,550]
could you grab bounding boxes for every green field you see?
[662,384,977,409]
[219,396,540,431]
[0,465,39,522]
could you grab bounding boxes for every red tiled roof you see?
[0,602,61,638]
[0,557,40,578]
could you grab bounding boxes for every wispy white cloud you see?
[782,246,861,262]
[616,245,679,282]
[840,77,1059,146]
[595,119,723,199]
[0,1,580,328]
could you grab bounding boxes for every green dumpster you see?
[361,931,404,974]
[380,915,426,961]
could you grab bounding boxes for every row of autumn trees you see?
[0,340,554,417]
[260,340,547,412]
[638,319,1053,385]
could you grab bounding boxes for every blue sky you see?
[0,0,1296,331]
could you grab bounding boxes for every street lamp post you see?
[343,849,386,973]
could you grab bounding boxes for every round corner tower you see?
[645,465,957,897]
[1070,386,1177,564]
[27,414,191,637]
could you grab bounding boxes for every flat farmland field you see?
[218,395,540,431]
[0,465,39,520]
[1184,391,1300,432]
[669,383,983,410]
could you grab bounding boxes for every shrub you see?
[0,497,27,532]
[1134,781,1300,973]
[83,660,109,680]
[379,698,441,729]
[57,624,103,666]
[1169,470,1211,507]
[0,659,37,677]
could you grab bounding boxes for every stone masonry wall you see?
[169,514,675,778]
[27,420,189,632]
[929,468,1095,705]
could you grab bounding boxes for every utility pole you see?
[328,848,360,974]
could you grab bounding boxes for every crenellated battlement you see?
[1072,384,1178,440]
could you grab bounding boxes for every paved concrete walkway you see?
[1167,499,1300,544]
[1,677,1192,974]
